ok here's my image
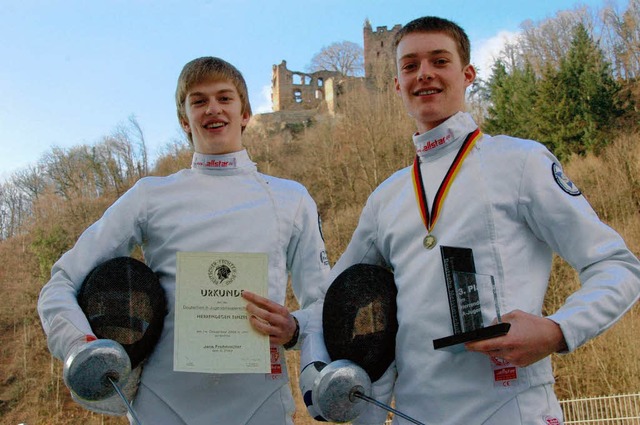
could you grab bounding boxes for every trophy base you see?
[433,323,511,353]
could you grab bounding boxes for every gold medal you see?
[423,234,437,250]
[412,129,482,253]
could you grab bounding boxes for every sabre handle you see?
[108,377,143,425]
[353,391,426,425]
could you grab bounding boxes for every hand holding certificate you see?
[242,290,299,347]
[174,252,270,374]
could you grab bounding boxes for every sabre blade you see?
[353,391,426,425]
[108,377,143,425]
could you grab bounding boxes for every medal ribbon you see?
[411,128,482,235]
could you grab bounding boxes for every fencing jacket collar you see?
[412,112,477,160]
[191,149,256,174]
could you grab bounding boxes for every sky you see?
[0,0,624,181]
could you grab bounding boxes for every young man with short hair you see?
[38,56,330,424]
[302,16,640,424]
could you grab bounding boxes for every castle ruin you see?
[270,60,343,113]
[251,21,401,129]
[363,20,402,85]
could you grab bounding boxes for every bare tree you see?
[125,114,149,177]
[12,164,47,201]
[602,0,640,80]
[491,2,639,83]
[515,7,595,75]
[307,41,364,77]
[0,180,29,239]
[41,115,150,202]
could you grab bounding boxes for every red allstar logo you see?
[544,415,561,425]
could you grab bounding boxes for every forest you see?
[0,2,639,424]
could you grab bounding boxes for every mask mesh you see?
[78,257,167,369]
[323,263,397,382]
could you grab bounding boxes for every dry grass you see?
[0,128,638,424]
[546,133,640,400]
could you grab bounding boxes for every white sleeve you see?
[519,147,640,351]
[37,183,146,360]
[300,195,387,366]
[286,189,331,348]
[331,196,388,278]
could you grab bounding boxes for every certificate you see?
[174,252,270,374]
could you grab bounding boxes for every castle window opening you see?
[293,74,302,85]
[294,89,303,103]
[318,78,324,87]
[315,89,323,100]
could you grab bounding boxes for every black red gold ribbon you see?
[411,128,482,248]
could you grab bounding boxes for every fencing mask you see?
[322,263,397,382]
[78,256,167,369]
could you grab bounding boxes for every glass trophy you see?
[433,250,510,353]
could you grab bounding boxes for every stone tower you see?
[363,20,402,84]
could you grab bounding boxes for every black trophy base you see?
[433,323,511,353]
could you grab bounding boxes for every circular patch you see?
[552,163,581,196]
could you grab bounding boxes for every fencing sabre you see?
[313,359,426,425]
[63,257,168,422]
[108,375,143,425]
[319,264,426,424]
[63,338,143,425]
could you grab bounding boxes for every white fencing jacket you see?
[38,149,330,425]
[308,112,640,424]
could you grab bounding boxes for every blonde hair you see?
[175,57,252,142]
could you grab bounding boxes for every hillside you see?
[0,86,639,423]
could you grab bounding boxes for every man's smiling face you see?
[181,79,250,155]
[394,31,476,134]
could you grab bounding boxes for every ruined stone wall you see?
[271,60,342,112]
[266,21,400,119]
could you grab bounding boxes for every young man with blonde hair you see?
[302,16,640,425]
[39,56,330,424]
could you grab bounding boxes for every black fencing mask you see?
[322,263,397,382]
[78,257,167,369]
